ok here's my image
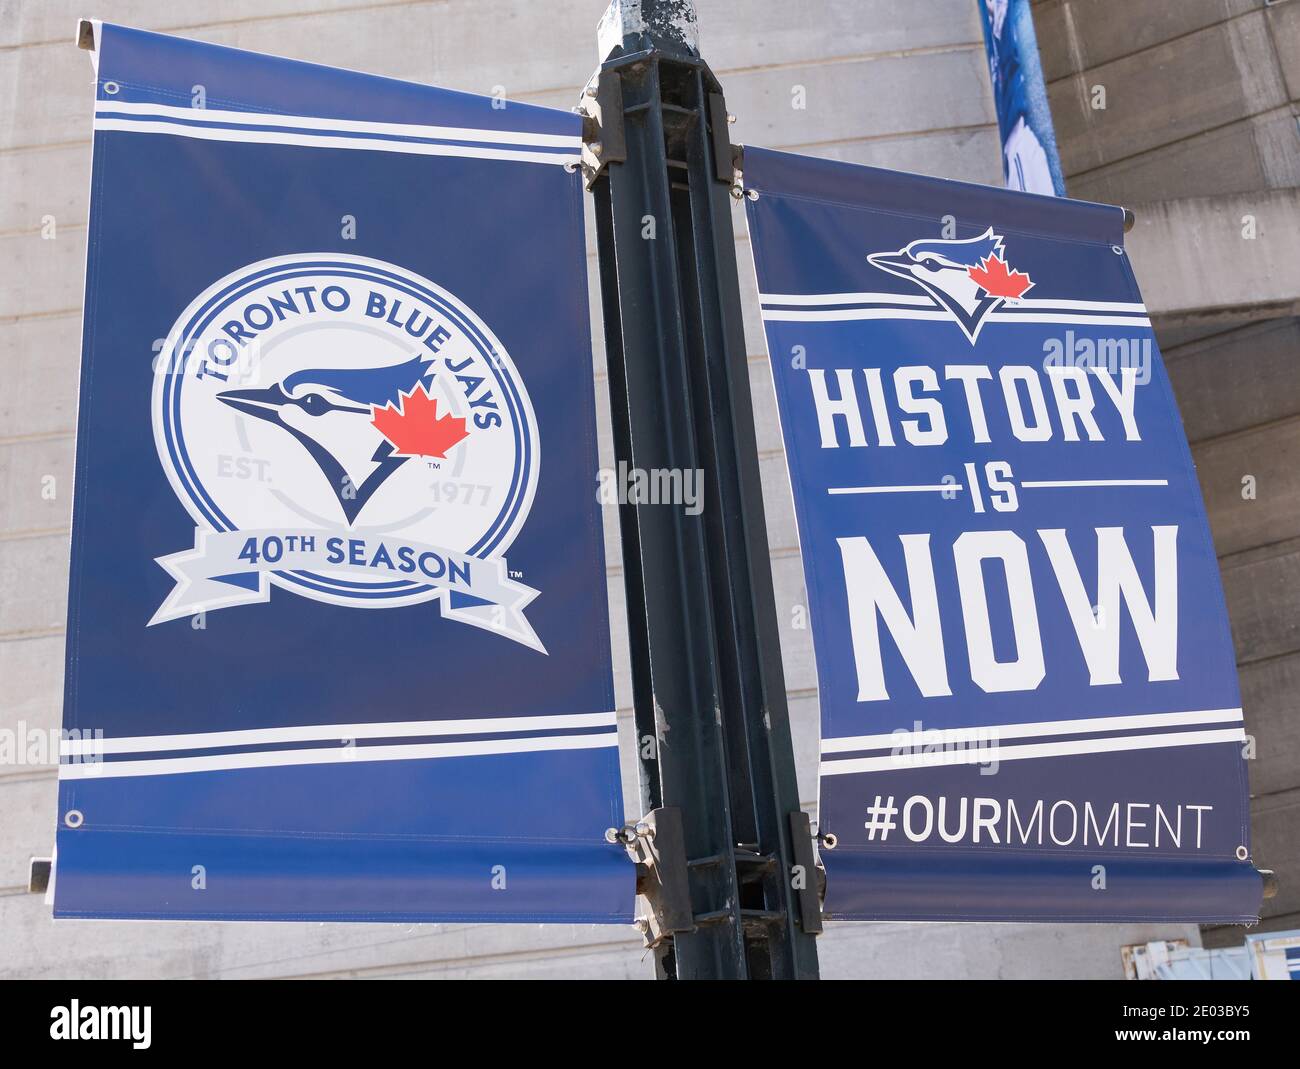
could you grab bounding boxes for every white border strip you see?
[819,727,1246,775]
[93,117,579,166]
[759,291,935,308]
[759,292,1147,314]
[986,311,1151,327]
[60,730,618,780]
[61,711,617,756]
[1008,298,1147,313]
[95,100,581,149]
[828,483,959,495]
[761,307,1151,327]
[762,307,949,323]
[821,708,1243,755]
[1021,478,1169,489]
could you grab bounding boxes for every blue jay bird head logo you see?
[151,254,540,637]
[216,354,436,524]
[868,226,1033,342]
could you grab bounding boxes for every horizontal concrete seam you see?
[0,627,64,643]
[1161,317,1295,365]
[1219,531,1300,570]
[0,431,75,448]
[1190,410,1300,450]
[0,526,69,543]
[0,224,86,241]
[0,0,449,52]
[1250,784,1300,814]
[510,42,990,102]
[0,137,95,157]
[1064,104,1300,183]
[0,308,81,327]
[325,946,648,980]
[0,767,58,786]
[711,40,987,78]
[778,121,998,152]
[1237,646,1300,672]
[221,933,645,980]
[1043,6,1278,89]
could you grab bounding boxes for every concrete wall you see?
[1035,0,1300,943]
[0,0,1197,978]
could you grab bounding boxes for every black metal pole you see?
[583,0,820,980]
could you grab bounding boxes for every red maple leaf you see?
[968,254,1034,299]
[370,383,469,459]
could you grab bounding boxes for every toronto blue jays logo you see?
[867,227,1033,342]
[150,253,544,650]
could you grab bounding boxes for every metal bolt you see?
[634,820,652,839]
[585,84,598,98]
[590,141,603,157]
[604,826,621,844]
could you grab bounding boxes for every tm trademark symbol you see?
[509,569,524,580]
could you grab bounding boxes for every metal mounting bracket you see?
[577,68,627,191]
[621,807,693,948]
[706,92,733,184]
[787,811,824,935]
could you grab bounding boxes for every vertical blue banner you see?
[55,24,631,922]
[743,146,1261,922]
[977,0,1066,196]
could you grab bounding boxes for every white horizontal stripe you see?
[821,708,1244,754]
[1015,298,1147,313]
[93,118,579,166]
[760,308,1150,327]
[59,731,617,780]
[819,728,1245,775]
[759,292,1146,315]
[759,291,935,308]
[986,312,1150,327]
[761,307,950,323]
[96,100,581,149]
[828,484,960,495]
[60,711,617,756]
[1022,479,1168,489]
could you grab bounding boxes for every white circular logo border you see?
[151,252,541,611]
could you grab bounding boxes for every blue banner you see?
[977,0,1065,196]
[743,147,1261,922]
[55,24,630,922]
